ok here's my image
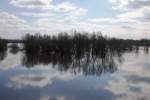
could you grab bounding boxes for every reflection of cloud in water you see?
[39,95,50,100]
[0,51,22,70]
[127,75,150,84]
[104,50,150,100]
[7,70,74,88]
[105,78,150,100]
[39,95,66,100]
[8,74,51,88]
[5,64,116,100]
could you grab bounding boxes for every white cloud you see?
[109,0,129,10]
[7,67,74,88]
[9,74,51,88]
[10,0,53,9]
[104,51,150,100]
[106,0,150,39]
[39,95,66,100]
[55,2,77,13]
[9,0,87,16]
[9,0,88,22]
[117,7,150,22]
[109,0,150,10]
[0,11,26,24]
[109,0,150,22]
[71,8,88,17]
[0,11,32,39]
[33,17,106,35]
[21,12,54,17]
[0,51,22,70]
[39,95,50,100]
[127,0,150,9]
[0,10,149,39]
[0,0,148,39]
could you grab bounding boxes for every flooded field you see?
[0,45,150,100]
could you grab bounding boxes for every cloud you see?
[88,16,150,39]
[55,2,77,13]
[9,0,53,9]
[109,0,150,10]
[89,18,116,23]
[109,0,129,10]
[102,0,150,39]
[127,0,150,9]
[2,0,88,38]
[21,12,54,17]
[0,0,148,39]
[33,17,106,35]
[71,8,88,17]
[39,95,50,100]
[7,68,74,88]
[54,2,88,18]
[0,51,22,70]
[9,74,51,88]
[109,0,150,21]
[0,10,149,39]
[9,0,87,16]
[39,95,66,100]
[103,51,150,100]
[109,0,150,22]
[10,0,88,22]
[0,11,26,25]
[117,7,150,22]
[0,11,31,39]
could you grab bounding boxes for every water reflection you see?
[22,45,123,76]
[9,44,20,54]
[0,41,7,61]
[144,47,149,54]
[1,43,150,100]
[0,49,7,61]
[0,41,140,76]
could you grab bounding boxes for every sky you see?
[0,0,150,39]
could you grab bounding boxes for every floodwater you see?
[0,47,150,100]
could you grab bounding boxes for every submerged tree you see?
[22,32,125,76]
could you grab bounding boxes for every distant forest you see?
[1,32,150,49]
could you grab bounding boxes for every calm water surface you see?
[0,48,150,100]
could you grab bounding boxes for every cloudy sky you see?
[0,0,150,39]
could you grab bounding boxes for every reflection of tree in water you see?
[0,33,150,76]
[22,45,124,76]
[0,50,7,61]
[144,47,149,54]
[0,39,7,61]
[9,44,20,54]
[22,33,135,76]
